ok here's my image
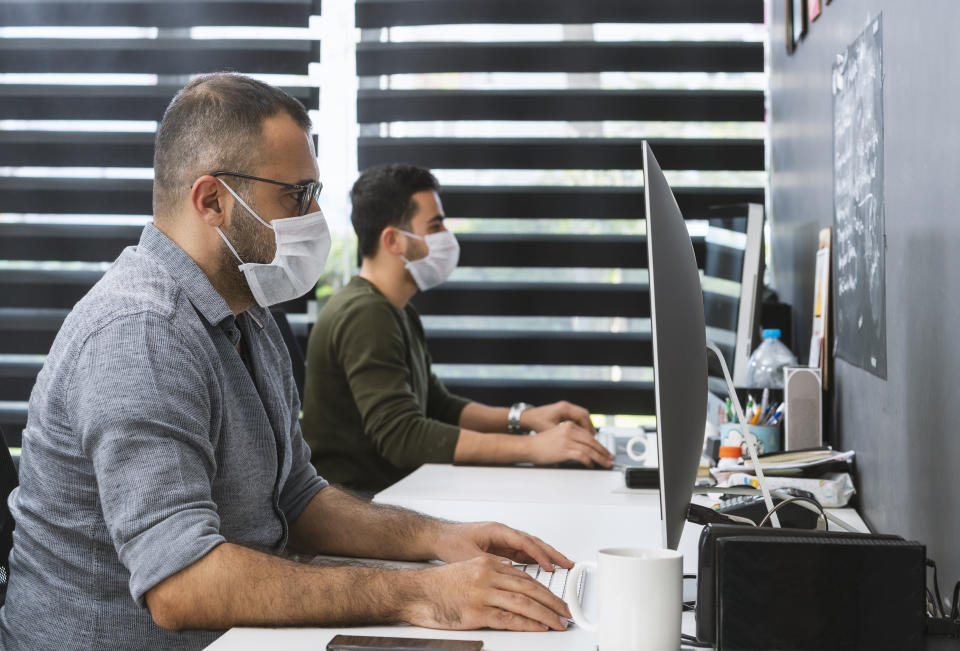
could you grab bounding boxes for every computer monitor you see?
[700,203,765,388]
[643,141,708,550]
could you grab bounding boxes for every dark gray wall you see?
[770,0,960,603]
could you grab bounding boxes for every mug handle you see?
[626,435,647,462]
[567,561,597,632]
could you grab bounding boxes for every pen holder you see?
[719,423,781,455]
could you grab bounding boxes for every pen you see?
[759,388,769,417]
[758,402,778,424]
[765,405,784,426]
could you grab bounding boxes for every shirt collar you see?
[137,222,268,330]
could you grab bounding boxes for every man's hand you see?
[403,556,572,632]
[525,421,613,468]
[432,521,573,569]
[519,400,596,435]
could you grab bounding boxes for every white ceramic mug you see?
[568,547,683,651]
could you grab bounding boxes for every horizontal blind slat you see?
[0,39,319,74]
[412,282,652,318]
[440,187,764,220]
[358,137,765,171]
[426,329,653,366]
[0,85,319,121]
[456,233,707,269]
[1,131,319,168]
[358,89,766,123]
[0,1,314,28]
[356,41,763,75]
[355,0,763,27]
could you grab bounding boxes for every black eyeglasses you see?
[212,171,322,217]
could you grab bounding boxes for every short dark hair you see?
[153,72,312,220]
[351,163,440,260]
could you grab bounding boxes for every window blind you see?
[0,0,321,446]
[353,0,766,422]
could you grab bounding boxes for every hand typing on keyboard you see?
[403,556,573,632]
[400,521,575,632]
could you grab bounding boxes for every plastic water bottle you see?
[744,329,797,389]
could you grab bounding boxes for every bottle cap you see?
[718,445,743,459]
[761,328,782,339]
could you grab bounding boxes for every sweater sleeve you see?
[407,309,471,425]
[332,298,461,467]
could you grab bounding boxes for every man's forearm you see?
[288,486,448,561]
[458,402,510,433]
[453,430,531,465]
[146,542,420,630]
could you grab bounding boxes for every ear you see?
[380,225,405,256]
[189,175,229,228]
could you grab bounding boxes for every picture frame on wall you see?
[793,0,807,43]
[786,0,796,54]
[809,0,822,21]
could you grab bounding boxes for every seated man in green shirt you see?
[302,163,613,494]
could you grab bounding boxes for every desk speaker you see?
[784,366,822,450]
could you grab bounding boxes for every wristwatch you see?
[508,402,534,434]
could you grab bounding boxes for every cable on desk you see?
[951,579,960,621]
[924,558,960,638]
[680,633,712,648]
[758,495,827,529]
[928,559,946,618]
[928,589,943,619]
[686,502,755,527]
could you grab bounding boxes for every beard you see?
[217,199,276,305]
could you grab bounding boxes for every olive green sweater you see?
[301,276,470,493]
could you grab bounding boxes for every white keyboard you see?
[515,563,585,600]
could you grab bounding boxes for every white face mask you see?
[398,229,460,291]
[216,178,331,307]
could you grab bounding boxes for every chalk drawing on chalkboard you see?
[832,15,887,379]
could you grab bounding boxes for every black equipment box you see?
[696,524,926,650]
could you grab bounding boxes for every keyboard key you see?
[550,567,569,598]
[536,568,554,589]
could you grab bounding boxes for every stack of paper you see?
[710,447,855,484]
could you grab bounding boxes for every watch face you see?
[509,403,530,433]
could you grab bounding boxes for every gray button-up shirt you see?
[0,223,328,650]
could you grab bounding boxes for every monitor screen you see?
[700,204,765,387]
[643,141,708,550]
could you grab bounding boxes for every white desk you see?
[378,464,652,506]
[376,464,868,534]
[207,465,867,650]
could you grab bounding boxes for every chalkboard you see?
[832,15,886,379]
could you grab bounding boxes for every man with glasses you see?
[0,73,573,650]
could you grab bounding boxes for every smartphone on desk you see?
[327,634,483,651]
